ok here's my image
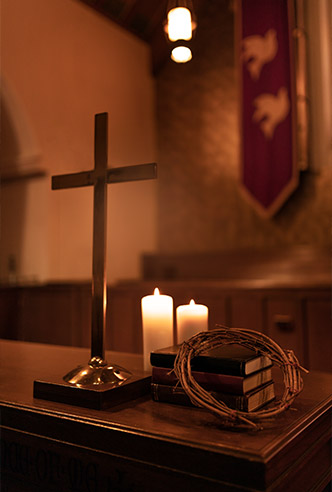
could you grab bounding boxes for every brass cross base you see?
[63,356,132,387]
[34,366,151,410]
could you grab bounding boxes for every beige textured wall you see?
[156,0,332,253]
[0,0,157,283]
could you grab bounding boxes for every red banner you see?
[239,0,298,216]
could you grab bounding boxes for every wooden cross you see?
[52,113,157,363]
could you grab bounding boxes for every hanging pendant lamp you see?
[165,0,197,63]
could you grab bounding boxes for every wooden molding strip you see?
[0,169,47,184]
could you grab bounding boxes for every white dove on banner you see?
[242,29,278,80]
[252,87,290,139]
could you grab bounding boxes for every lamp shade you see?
[167,7,192,42]
[171,45,192,63]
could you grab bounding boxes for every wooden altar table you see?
[0,340,331,491]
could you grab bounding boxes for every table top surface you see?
[1,338,332,492]
[1,339,331,461]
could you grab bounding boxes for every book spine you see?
[151,367,245,393]
[150,354,247,376]
[150,353,176,369]
[151,383,249,411]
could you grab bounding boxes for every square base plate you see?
[34,373,151,410]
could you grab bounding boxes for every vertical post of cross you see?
[91,113,108,362]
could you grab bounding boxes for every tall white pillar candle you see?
[176,299,208,343]
[141,288,173,371]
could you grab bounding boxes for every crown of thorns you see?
[173,326,308,430]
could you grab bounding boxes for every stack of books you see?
[150,344,275,412]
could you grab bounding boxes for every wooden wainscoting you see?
[1,248,331,372]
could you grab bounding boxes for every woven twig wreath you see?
[173,326,308,430]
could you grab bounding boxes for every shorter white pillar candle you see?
[176,299,208,343]
[141,288,174,371]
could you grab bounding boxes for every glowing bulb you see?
[168,7,192,42]
[171,46,192,63]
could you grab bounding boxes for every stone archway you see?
[0,77,43,282]
[0,77,41,173]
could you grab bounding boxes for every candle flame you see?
[189,299,195,305]
[154,287,160,296]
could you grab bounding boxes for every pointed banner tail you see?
[238,0,300,217]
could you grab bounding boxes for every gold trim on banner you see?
[293,0,309,171]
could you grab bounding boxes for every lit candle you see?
[176,299,208,343]
[141,288,174,371]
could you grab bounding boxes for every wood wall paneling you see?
[107,288,143,353]
[1,280,331,373]
[0,288,20,340]
[230,295,265,333]
[266,297,305,365]
[306,298,332,373]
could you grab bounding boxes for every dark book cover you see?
[151,366,273,394]
[151,381,275,412]
[150,344,272,376]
